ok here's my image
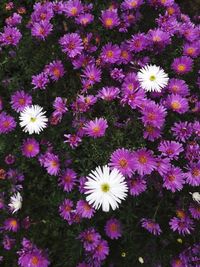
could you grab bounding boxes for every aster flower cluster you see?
[0,0,200,266]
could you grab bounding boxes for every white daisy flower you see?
[8,192,22,213]
[137,64,169,92]
[84,165,128,212]
[19,105,48,134]
[190,192,200,204]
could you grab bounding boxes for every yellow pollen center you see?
[26,144,34,152]
[121,51,128,59]
[177,64,186,72]
[176,210,185,219]
[171,101,181,110]
[3,121,10,128]
[30,117,37,122]
[70,7,77,15]
[92,126,100,133]
[153,36,161,42]
[101,183,110,192]
[192,168,200,177]
[107,50,114,58]
[53,68,60,77]
[110,223,117,231]
[187,47,195,55]
[119,158,128,168]
[138,155,147,164]
[31,256,39,265]
[10,220,17,227]
[19,98,25,105]
[105,18,113,27]
[149,75,156,81]
[51,160,58,167]
[130,1,137,7]
[168,174,175,181]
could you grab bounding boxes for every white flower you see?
[138,257,144,264]
[190,192,200,203]
[8,192,22,213]
[84,165,128,212]
[137,64,169,92]
[19,105,48,134]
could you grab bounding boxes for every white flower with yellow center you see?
[84,165,128,212]
[137,64,169,92]
[8,192,22,213]
[19,105,48,134]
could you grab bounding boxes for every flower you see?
[83,118,108,138]
[167,78,189,96]
[22,138,40,158]
[84,165,128,212]
[76,200,95,219]
[100,43,121,64]
[31,21,53,40]
[19,105,48,134]
[11,90,32,112]
[169,211,194,235]
[166,94,189,114]
[4,218,19,232]
[0,112,16,134]
[42,152,60,176]
[128,176,147,196]
[132,148,157,176]
[58,168,77,192]
[32,72,49,90]
[109,148,134,177]
[100,9,120,29]
[141,218,162,235]
[158,140,183,159]
[105,218,122,239]
[0,26,22,46]
[64,0,83,17]
[185,162,200,186]
[93,239,109,261]
[79,228,101,252]
[59,199,73,220]
[171,56,193,74]
[45,60,65,81]
[163,166,185,192]
[8,192,22,213]
[137,64,169,92]
[59,33,83,58]
[190,192,200,204]
[98,86,120,101]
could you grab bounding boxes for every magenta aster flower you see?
[81,64,102,84]
[18,238,50,267]
[53,97,68,115]
[6,13,22,27]
[183,42,200,58]
[171,258,186,267]
[167,78,189,96]
[31,21,53,40]
[59,199,73,220]
[79,228,101,252]
[0,112,16,134]
[98,86,120,101]
[0,26,22,46]
[109,148,134,177]
[100,43,121,64]
[43,153,60,176]
[76,13,94,26]
[163,166,185,192]
[11,90,32,112]
[64,134,82,148]
[31,2,54,22]
[58,168,77,192]
[121,0,144,10]
[169,211,194,235]
[128,176,147,196]
[22,138,40,158]
[166,94,189,114]
[156,156,171,176]
[148,28,171,48]
[32,72,49,90]
[189,204,200,220]
[132,148,156,176]
[171,56,193,75]
[141,101,167,128]
[171,121,192,142]
[4,218,19,232]
[76,200,95,219]
[59,33,83,58]
[185,162,200,186]
[105,218,122,240]
[100,9,120,29]
[83,118,108,138]
[143,124,161,141]
[93,239,109,261]
[158,140,183,159]
[141,218,162,235]
[3,235,15,250]
[64,0,83,17]
[45,60,65,81]
[128,33,148,52]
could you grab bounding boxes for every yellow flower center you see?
[101,183,110,192]
[30,117,37,122]
[105,18,113,27]
[31,256,39,265]
[171,101,181,110]
[106,50,114,58]
[177,64,186,72]
[70,7,77,16]
[149,75,156,81]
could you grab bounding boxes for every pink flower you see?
[83,118,108,138]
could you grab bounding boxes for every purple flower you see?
[79,228,101,252]
[31,21,53,40]
[132,148,157,176]
[0,26,22,46]
[45,60,65,81]
[166,94,189,114]
[128,33,148,52]
[169,211,194,235]
[41,152,60,176]
[92,239,109,261]
[4,218,19,232]
[185,162,200,186]
[171,121,192,142]
[22,138,40,158]
[167,78,189,96]
[147,28,171,48]
[11,90,32,112]
[156,156,171,176]
[189,204,200,220]
[58,168,77,192]
[158,140,183,159]
[5,154,15,165]
[32,72,49,90]
[64,0,83,17]
[59,199,73,220]
[100,43,121,64]
[121,0,144,10]
[105,218,122,239]
[59,33,84,58]
[163,166,185,192]
[0,112,16,134]
[2,235,15,250]
[76,13,94,26]
[141,218,162,235]
[81,64,102,85]
[83,118,108,138]
[109,148,134,177]
[98,86,120,101]
[6,13,22,26]
[76,200,95,219]
[64,134,82,148]
[171,56,193,75]
[100,9,120,29]
[128,176,147,196]
[183,42,200,58]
